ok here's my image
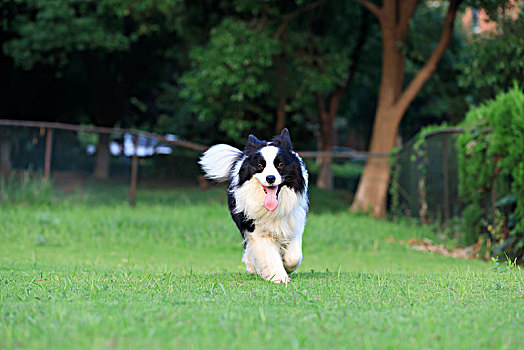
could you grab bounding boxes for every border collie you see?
[199,129,309,283]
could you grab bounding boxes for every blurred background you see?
[1,1,522,259]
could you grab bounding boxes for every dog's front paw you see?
[244,262,255,274]
[267,274,289,284]
[241,254,255,274]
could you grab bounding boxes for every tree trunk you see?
[316,92,338,190]
[274,35,288,134]
[93,133,111,179]
[275,95,286,133]
[351,106,401,217]
[317,110,335,190]
[317,156,334,189]
[85,56,129,180]
[317,158,334,190]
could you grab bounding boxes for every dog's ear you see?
[272,128,293,150]
[245,134,266,152]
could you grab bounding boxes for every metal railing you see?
[1,119,387,205]
[0,119,208,206]
[391,128,465,223]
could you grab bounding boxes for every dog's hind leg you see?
[245,235,289,283]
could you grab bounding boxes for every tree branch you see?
[343,8,371,90]
[355,0,382,18]
[255,6,270,30]
[274,0,328,39]
[394,0,463,119]
[328,6,371,116]
[396,0,418,41]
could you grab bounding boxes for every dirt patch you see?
[386,236,486,260]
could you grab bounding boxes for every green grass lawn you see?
[0,186,522,349]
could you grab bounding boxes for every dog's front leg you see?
[241,249,255,274]
[245,235,289,283]
[283,236,303,274]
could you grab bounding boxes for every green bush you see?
[457,84,524,260]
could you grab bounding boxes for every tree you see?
[178,1,334,146]
[457,7,524,103]
[179,0,377,189]
[350,0,464,217]
[309,6,372,189]
[180,17,280,144]
[267,0,379,189]
[4,0,183,179]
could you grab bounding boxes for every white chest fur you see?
[233,178,308,243]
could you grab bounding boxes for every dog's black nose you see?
[266,175,276,184]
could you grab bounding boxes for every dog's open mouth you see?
[261,185,282,211]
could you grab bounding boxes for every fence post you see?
[442,133,450,223]
[130,134,138,207]
[44,128,53,181]
[0,128,12,174]
[491,155,500,224]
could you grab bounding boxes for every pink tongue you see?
[263,187,279,211]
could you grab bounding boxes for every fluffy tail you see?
[199,144,243,182]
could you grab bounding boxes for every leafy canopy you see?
[457,2,524,102]
[4,0,183,70]
[180,18,279,142]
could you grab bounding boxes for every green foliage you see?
[180,18,279,143]
[287,2,363,94]
[490,255,519,272]
[0,0,519,162]
[1,0,469,153]
[457,85,524,259]
[401,6,469,138]
[4,0,183,69]
[2,0,184,128]
[285,1,379,146]
[167,1,382,148]
[457,11,524,103]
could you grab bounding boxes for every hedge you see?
[457,84,523,260]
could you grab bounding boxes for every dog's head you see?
[239,129,306,211]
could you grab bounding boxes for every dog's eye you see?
[277,162,284,169]
[257,163,264,171]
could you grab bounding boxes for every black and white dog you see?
[199,129,309,283]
